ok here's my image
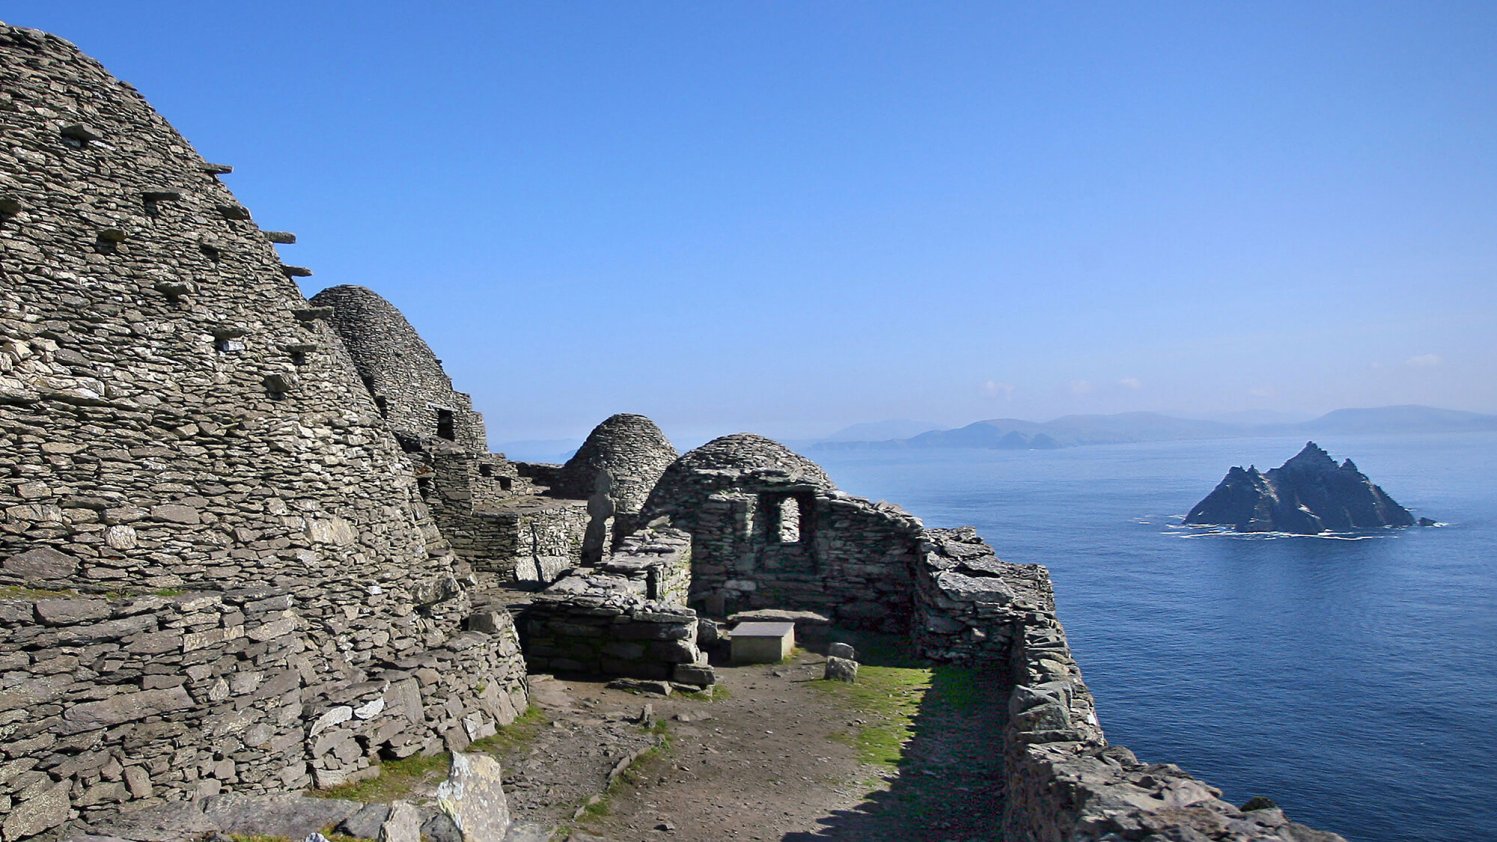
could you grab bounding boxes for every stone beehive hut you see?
[639,434,923,627]
[556,413,678,562]
[0,23,528,836]
[309,284,487,454]
[311,283,590,584]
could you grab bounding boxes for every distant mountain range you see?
[810,405,1497,451]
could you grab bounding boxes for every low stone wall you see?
[911,527,1047,663]
[303,610,530,788]
[0,585,530,841]
[519,582,713,687]
[596,526,692,605]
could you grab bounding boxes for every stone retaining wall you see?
[0,587,307,839]
[0,584,530,840]
[913,529,1343,840]
[519,584,712,687]
[595,526,692,605]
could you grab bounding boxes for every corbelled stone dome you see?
[310,284,486,451]
[556,413,678,514]
[641,433,834,524]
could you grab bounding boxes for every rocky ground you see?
[508,642,1008,842]
[69,640,1005,842]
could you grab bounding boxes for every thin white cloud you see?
[1249,386,1276,398]
[1118,377,1142,390]
[1406,353,1442,368]
[1070,379,1094,396]
[982,380,1015,399]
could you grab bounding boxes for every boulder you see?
[435,752,511,841]
[824,656,858,682]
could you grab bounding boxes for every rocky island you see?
[1186,442,1421,534]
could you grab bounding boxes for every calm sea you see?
[814,432,1497,842]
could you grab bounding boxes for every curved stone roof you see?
[556,413,678,513]
[672,433,833,485]
[310,284,486,450]
[642,433,834,523]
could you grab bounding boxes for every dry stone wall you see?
[0,21,467,680]
[908,529,1343,841]
[0,24,530,839]
[597,526,692,605]
[313,285,586,584]
[0,587,307,837]
[556,414,678,563]
[308,285,486,453]
[520,585,712,687]
[639,434,920,630]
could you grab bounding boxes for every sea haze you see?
[815,432,1497,842]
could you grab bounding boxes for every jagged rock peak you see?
[1185,443,1420,535]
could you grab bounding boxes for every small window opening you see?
[215,338,244,353]
[374,396,388,418]
[417,477,432,499]
[479,465,494,478]
[199,243,221,263]
[360,374,376,395]
[777,497,802,544]
[499,477,513,492]
[289,350,308,366]
[436,409,455,441]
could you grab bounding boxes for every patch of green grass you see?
[151,587,186,597]
[808,630,980,769]
[468,704,548,754]
[813,662,933,767]
[677,684,729,702]
[0,585,77,599]
[307,752,452,802]
[227,835,292,842]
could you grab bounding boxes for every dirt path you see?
[494,643,1008,842]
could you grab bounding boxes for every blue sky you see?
[6,2,1495,446]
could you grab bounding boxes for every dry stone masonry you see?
[638,433,923,630]
[556,413,678,564]
[311,284,589,585]
[0,19,1342,842]
[0,23,528,840]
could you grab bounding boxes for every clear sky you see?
[6,2,1496,447]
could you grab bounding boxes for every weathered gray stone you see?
[378,802,422,842]
[60,686,195,734]
[435,752,510,841]
[2,779,69,840]
[824,656,858,682]
[3,546,78,580]
[337,803,391,839]
[34,597,110,625]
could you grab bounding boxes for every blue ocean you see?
[814,432,1497,842]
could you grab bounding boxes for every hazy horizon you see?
[8,3,1495,446]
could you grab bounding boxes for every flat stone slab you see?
[731,621,795,665]
[729,609,832,641]
[732,621,796,638]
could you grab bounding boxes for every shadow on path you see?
[784,637,1008,841]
